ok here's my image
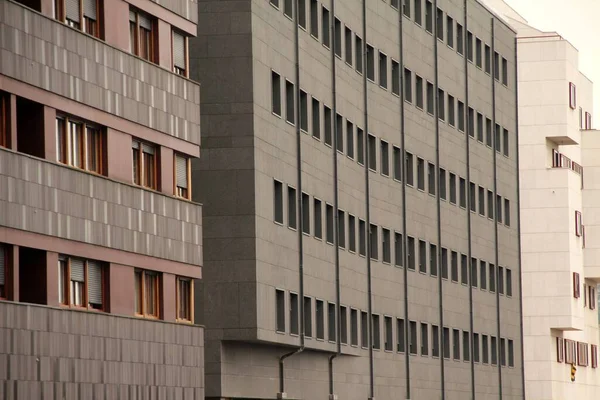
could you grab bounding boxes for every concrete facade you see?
[0,0,204,396]
[485,1,600,399]
[192,0,523,399]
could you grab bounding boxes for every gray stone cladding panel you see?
[0,149,203,266]
[0,301,205,400]
[0,0,201,146]
[150,0,198,24]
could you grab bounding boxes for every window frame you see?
[56,115,105,175]
[54,0,103,39]
[135,269,161,319]
[132,139,159,190]
[58,255,107,312]
[175,276,194,323]
[129,7,157,63]
[569,82,577,109]
[171,29,189,78]
[174,153,191,199]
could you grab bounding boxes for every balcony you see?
[0,147,202,265]
[0,0,200,146]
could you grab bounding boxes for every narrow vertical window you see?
[368,134,377,171]
[370,224,379,260]
[355,35,363,74]
[502,58,508,86]
[176,277,193,322]
[508,339,514,367]
[385,316,393,351]
[357,128,364,165]
[480,261,487,290]
[322,6,330,48]
[425,0,433,33]
[361,311,368,348]
[381,140,390,176]
[313,198,322,238]
[457,101,465,132]
[418,240,427,273]
[486,117,493,146]
[71,258,87,307]
[485,45,491,73]
[274,180,284,223]
[473,333,480,362]
[468,107,474,137]
[443,327,451,359]
[427,82,434,114]
[477,112,484,142]
[334,18,342,58]
[421,323,429,356]
[417,157,425,190]
[463,331,471,361]
[324,106,332,146]
[488,190,494,218]
[345,27,353,65]
[406,152,414,186]
[409,321,418,354]
[392,60,400,96]
[430,244,438,277]
[467,31,473,61]
[394,147,402,181]
[272,71,282,116]
[503,128,509,157]
[449,173,457,204]
[276,289,285,332]
[475,38,482,68]
[482,335,489,364]
[407,236,416,270]
[130,8,156,63]
[402,0,410,16]
[404,68,412,102]
[288,186,297,229]
[448,95,455,126]
[367,45,376,82]
[302,193,310,234]
[351,309,358,345]
[494,52,500,80]
[175,154,190,199]
[172,30,187,77]
[436,8,443,41]
[500,338,506,366]
[453,329,460,360]
[441,248,448,279]
[326,204,334,244]
[446,16,454,48]
[432,325,440,357]
[348,215,356,252]
[471,257,478,288]
[498,266,505,295]
[489,264,496,293]
[372,314,381,349]
[397,318,406,352]
[469,182,476,212]
[496,194,503,224]
[134,269,160,318]
[461,254,468,285]
[382,228,391,263]
[304,296,312,337]
[451,251,458,282]
[316,299,325,339]
[83,0,101,38]
[0,244,7,299]
[506,268,512,297]
[336,114,344,152]
[438,89,445,121]
[286,81,295,124]
[395,232,403,267]
[459,177,466,208]
[359,219,366,256]
[312,98,321,139]
[284,0,293,18]
[456,23,463,55]
[298,0,307,28]
[428,162,436,195]
[414,0,422,25]
[338,210,346,248]
[347,121,355,159]
[416,75,424,109]
[300,91,308,132]
[290,293,299,335]
[505,199,511,227]
[0,93,10,149]
[310,0,319,38]
[569,82,577,109]
[478,186,484,215]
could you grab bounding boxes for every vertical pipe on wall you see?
[463,0,476,398]
[433,0,446,398]
[398,3,411,399]
[490,17,503,400]
[279,0,305,394]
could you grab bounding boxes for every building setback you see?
[0,0,204,398]
[192,0,523,399]
[485,1,600,398]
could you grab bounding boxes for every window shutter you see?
[173,31,186,69]
[66,0,81,21]
[141,143,155,154]
[138,13,152,30]
[83,0,97,19]
[0,247,5,285]
[87,261,102,305]
[70,258,85,283]
[557,337,564,363]
[176,155,188,189]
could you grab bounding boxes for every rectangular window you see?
[459,177,466,208]
[436,8,443,41]
[393,147,402,181]
[414,0,422,25]
[419,240,427,273]
[302,193,310,234]
[446,16,454,48]
[385,316,393,351]
[480,261,487,290]
[469,182,476,212]
[402,0,409,15]
[440,168,447,200]
[496,194,503,224]
[438,89,445,121]
[382,228,391,263]
[478,186,485,216]
[316,299,325,339]
[288,186,297,229]
[310,0,319,38]
[324,106,332,146]
[485,44,491,73]
[372,314,381,349]
[482,335,489,364]
[471,257,478,288]
[328,302,336,341]
[322,6,330,48]
[421,323,429,356]
[425,1,433,33]
[410,321,418,354]
[443,327,451,359]
[486,117,493,146]
[357,128,364,165]
[488,190,494,218]
[286,81,295,124]
[477,113,484,142]
[495,123,501,153]
[129,8,156,63]
[453,328,460,360]
[391,60,400,96]
[176,277,193,322]
[503,128,509,157]
[463,331,471,361]
[441,247,448,279]
[381,140,390,176]
[397,318,406,352]
[368,134,377,171]
[340,306,347,344]
[56,0,103,38]
[456,23,463,55]
[58,256,104,310]
[326,204,334,244]
[359,219,367,256]
[461,254,468,285]
[406,152,414,186]
[404,68,413,102]
[457,101,465,132]
[349,215,356,252]
[489,264,496,293]
[346,121,354,159]
[132,139,157,189]
[427,82,434,114]
[474,333,480,362]
[284,0,293,18]
[300,91,308,132]
[134,269,158,317]
[355,35,363,74]
[430,244,438,277]
[361,311,368,348]
[449,173,457,204]
[272,71,282,116]
[0,244,8,299]
[367,45,376,82]
[0,92,9,149]
[416,75,424,109]
[451,251,458,282]
[467,31,473,62]
[468,107,475,137]
[336,114,344,152]
[274,180,284,223]
[432,325,440,357]
[338,210,346,248]
[494,52,500,80]
[290,293,299,334]
[569,82,577,109]
[508,339,514,367]
[448,95,455,126]
[502,58,508,86]
[592,344,598,368]
[174,154,190,199]
[56,116,105,175]
[395,232,403,267]
[498,266,505,295]
[276,289,285,332]
[345,26,353,65]
[312,98,320,139]
[417,157,425,191]
[172,30,188,77]
[314,198,322,239]
[428,162,436,195]
[408,236,416,270]
[334,18,342,58]
[351,309,358,345]
[500,338,507,366]
[304,297,312,337]
[370,224,379,260]
[506,268,512,297]
[505,199,511,227]
[379,53,388,89]
[475,37,482,68]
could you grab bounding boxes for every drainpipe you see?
[328,0,342,398]
[278,0,305,396]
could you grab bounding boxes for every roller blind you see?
[142,143,155,154]
[0,247,5,285]
[87,261,102,305]
[176,155,188,189]
[66,0,80,22]
[70,258,85,282]
[138,13,152,30]
[132,140,140,150]
[129,9,136,22]
[173,31,186,69]
[83,0,96,19]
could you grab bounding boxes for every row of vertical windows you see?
[275,288,514,366]
[270,73,512,227]
[273,179,513,296]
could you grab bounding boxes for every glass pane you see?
[86,127,99,173]
[140,28,151,61]
[144,153,155,188]
[132,149,140,185]
[58,259,67,304]
[56,119,67,163]
[134,271,142,314]
[69,122,83,168]
[129,22,136,53]
[145,273,157,316]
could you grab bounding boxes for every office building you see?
[0,0,204,397]
[192,0,523,399]
[484,1,600,399]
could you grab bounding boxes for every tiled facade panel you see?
[0,149,203,265]
[0,302,204,400]
[0,0,201,146]
[151,0,198,24]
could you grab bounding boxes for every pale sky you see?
[504,0,600,120]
